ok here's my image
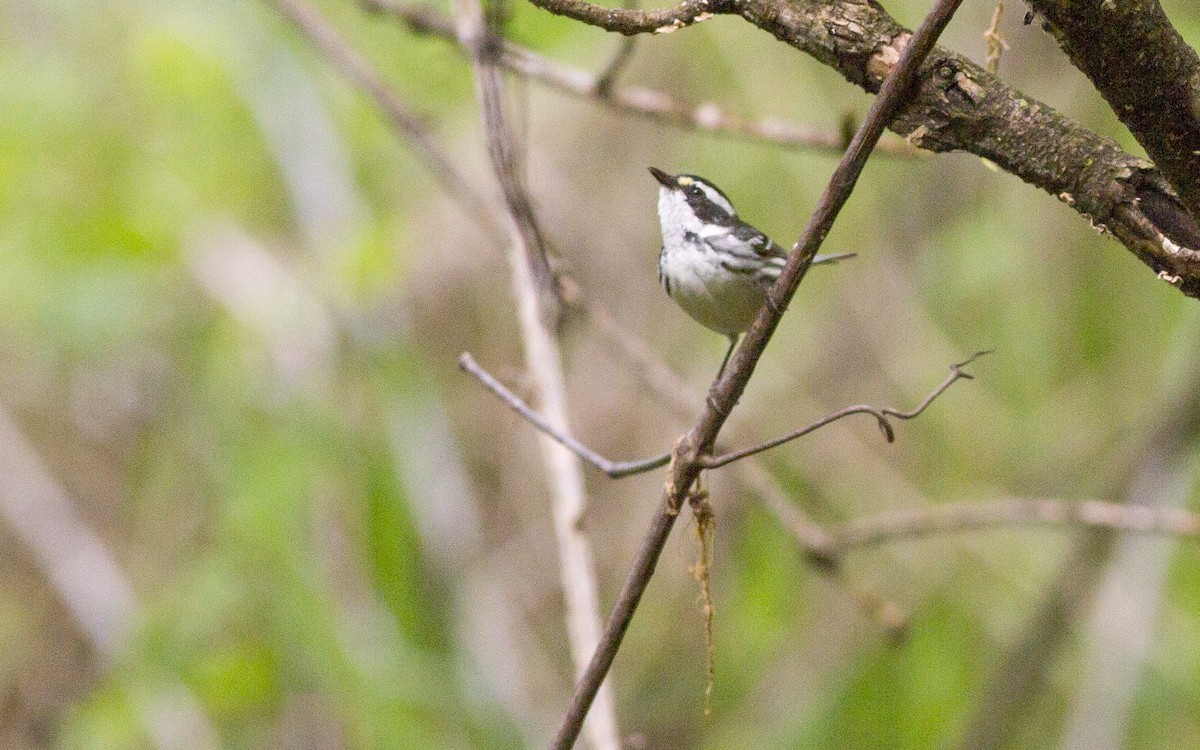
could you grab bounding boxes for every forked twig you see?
[584,303,910,636]
[459,351,988,477]
[702,350,992,468]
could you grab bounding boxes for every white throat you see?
[657,187,703,248]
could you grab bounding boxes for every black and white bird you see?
[650,166,853,376]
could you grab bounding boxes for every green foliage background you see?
[3,0,1200,748]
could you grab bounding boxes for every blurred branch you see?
[525,0,1200,296]
[1028,0,1200,223]
[829,497,1200,551]
[957,528,1114,750]
[267,0,499,231]
[551,2,964,745]
[363,0,919,155]
[458,0,564,323]
[593,0,639,96]
[0,404,220,750]
[1060,451,1188,750]
[957,376,1200,750]
[454,0,619,746]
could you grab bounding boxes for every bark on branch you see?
[525,0,1200,295]
[1028,0,1200,225]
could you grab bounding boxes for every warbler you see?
[650,166,854,375]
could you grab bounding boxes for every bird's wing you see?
[697,223,785,280]
[702,222,856,280]
[700,222,779,259]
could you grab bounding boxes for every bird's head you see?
[649,167,737,225]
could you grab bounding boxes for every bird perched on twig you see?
[650,167,854,377]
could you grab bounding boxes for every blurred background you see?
[3,0,1200,747]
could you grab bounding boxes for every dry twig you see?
[580,304,912,636]
[459,351,986,477]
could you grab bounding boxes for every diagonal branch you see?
[525,0,1200,295]
[550,1,966,746]
[1028,0,1200,224]
[267,0,497,229]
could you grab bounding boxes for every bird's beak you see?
[648,166,675,188]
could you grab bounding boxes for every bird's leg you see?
[716,335,738,380]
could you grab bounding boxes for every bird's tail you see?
[811,252,856,265]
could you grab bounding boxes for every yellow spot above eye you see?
[678,176,694,186]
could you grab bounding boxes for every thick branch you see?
[526,0,1200,295]
[1028,0,1200,224]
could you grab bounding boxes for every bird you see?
[650,166,854,377]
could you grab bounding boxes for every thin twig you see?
[461,350,981,477]
[362,0,919,156]
[702,351,990,468]
[594,36,638,96]
[551,1,966,746]
[267,0,497,229]
[983,1,1007,75]
[459,352,671,478]
[830,497,1200,552]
